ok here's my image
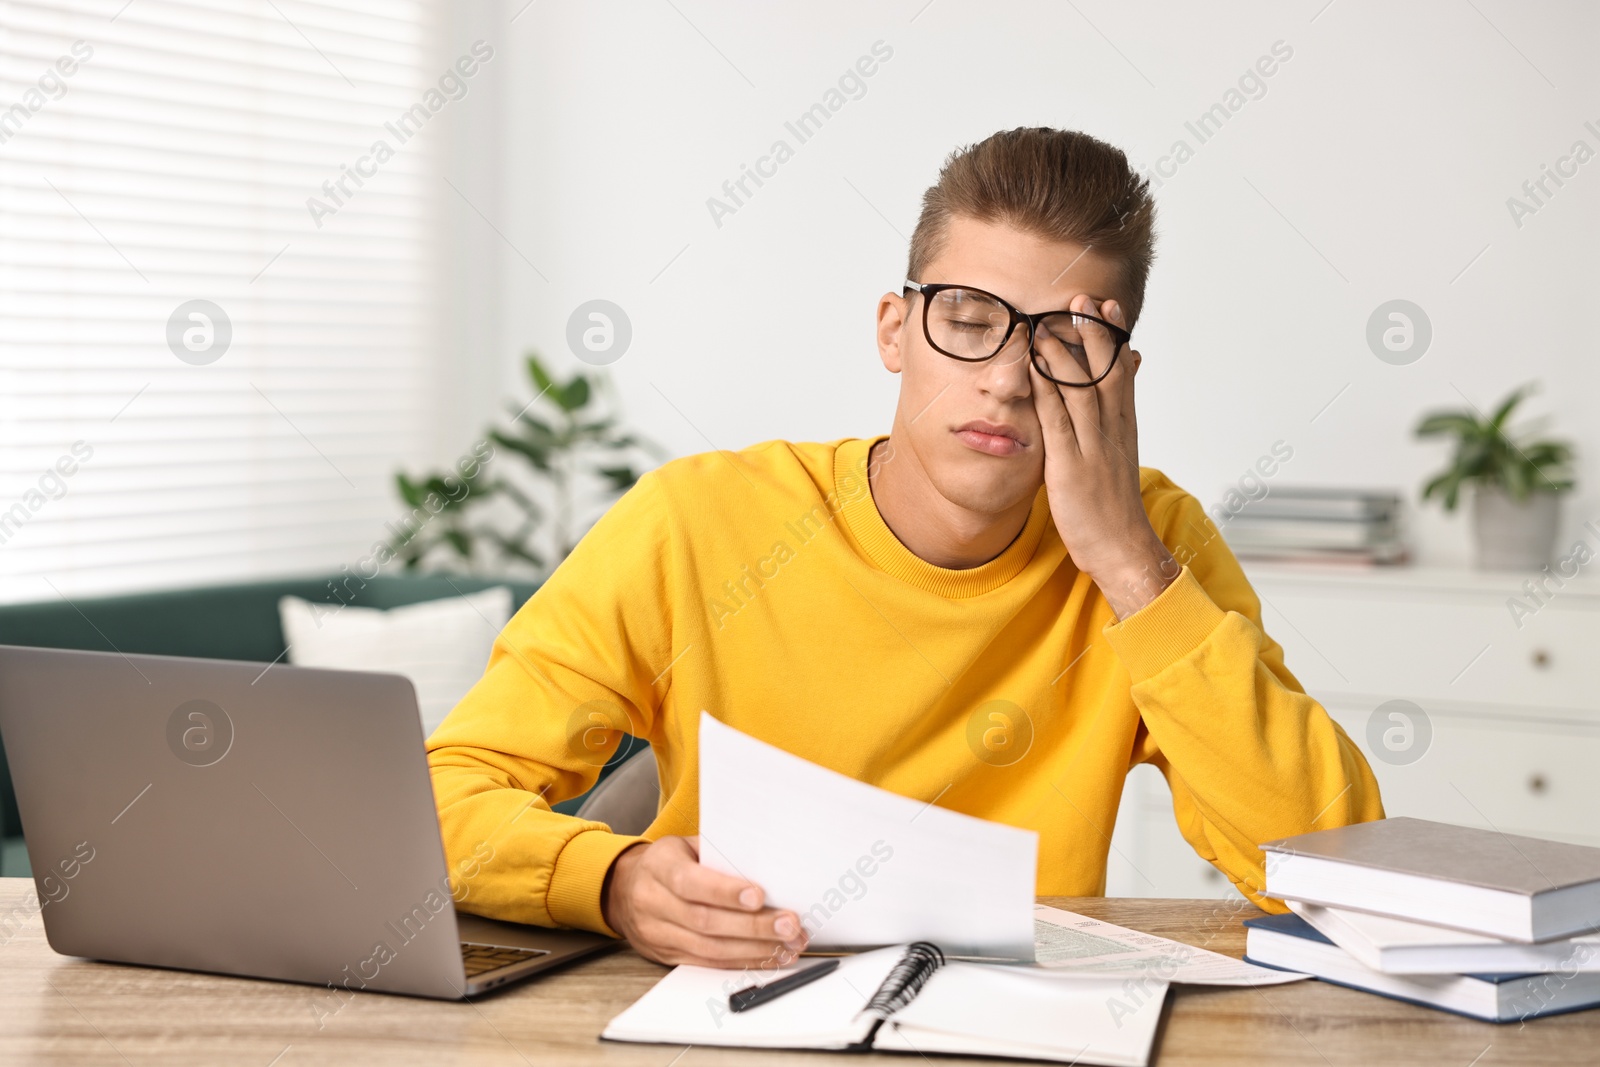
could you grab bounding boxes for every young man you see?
[427,127,1384,969]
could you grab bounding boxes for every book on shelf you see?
[1231,544,1409,566]
[1213,487,1406,562]
[1232,488,1402,522]
[1221,517,1400,550]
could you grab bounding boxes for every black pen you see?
[728,958,841,1013]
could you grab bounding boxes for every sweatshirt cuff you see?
[1102,566,1228,683]
[546,828,647,937]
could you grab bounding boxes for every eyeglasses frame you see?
[901,279,1131,388]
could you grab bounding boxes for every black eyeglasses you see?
[902,280,1131,387]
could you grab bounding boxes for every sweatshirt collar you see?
[834,436,1053,598]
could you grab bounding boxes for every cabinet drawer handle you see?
[1528,773,1548,795]
[1531,649,1551,669]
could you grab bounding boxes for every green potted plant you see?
[390,352,663,577]
[1415,384,1575,570]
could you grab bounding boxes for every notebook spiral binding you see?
[863,942,946,1019]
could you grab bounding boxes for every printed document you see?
[697,713,1038,959]
[1034,904,1308,986]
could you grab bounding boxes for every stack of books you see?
[1246,818,1600,1022]
[1218,487,1405,564]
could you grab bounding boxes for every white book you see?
[1290,901,1600,975]
[1222,516,1398,549]
[602,943,1166,1066]
[1239,494,1400,521]
[1262,817,1600,942]
[1245,913,1600,1023]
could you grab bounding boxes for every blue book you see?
[1243,913,1600,1023]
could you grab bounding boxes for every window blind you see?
[0,0,442,603]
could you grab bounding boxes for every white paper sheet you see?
[696,712,1038,959]
[1033,904,1309,986]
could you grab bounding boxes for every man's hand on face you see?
[602,835,809,968]
[1029,295,1178,620]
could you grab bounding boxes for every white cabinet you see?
[1108,764,1239,899]
[1106,563,1600,899]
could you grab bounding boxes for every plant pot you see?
[1471,485,1561,571]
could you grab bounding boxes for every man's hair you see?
[907,127,1157,326]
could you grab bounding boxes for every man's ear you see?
[876,292,908,374]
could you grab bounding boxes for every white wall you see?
[463,0,1598,566]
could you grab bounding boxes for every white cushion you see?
[279,587,512,737]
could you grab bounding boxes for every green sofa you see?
[0,574,644,876]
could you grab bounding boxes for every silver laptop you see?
[0,644,618,999]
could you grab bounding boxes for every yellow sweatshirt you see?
[427,436,1384,936]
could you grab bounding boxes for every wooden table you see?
[1,878,1593,1065]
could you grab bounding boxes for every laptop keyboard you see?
[461,941,550,978]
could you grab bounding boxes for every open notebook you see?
[602,942,1166,1066]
